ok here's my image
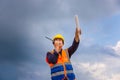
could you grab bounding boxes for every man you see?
[46,25,81,80]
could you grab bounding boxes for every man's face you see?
[53,38,64,48]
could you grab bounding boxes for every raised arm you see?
[68,15,82,58]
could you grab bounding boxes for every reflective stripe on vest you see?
[51,62,73,74]
[51,70,73,77]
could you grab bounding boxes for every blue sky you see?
[0,0,120,80]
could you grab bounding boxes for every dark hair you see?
[52,38,64,44]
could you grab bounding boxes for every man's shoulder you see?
[47,50,54,54]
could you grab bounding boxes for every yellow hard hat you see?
[53,34,64,42]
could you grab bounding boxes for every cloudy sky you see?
[0,0,120,80]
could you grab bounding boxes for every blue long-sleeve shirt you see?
[46,39,79,64]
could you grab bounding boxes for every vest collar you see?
[54,49,63,55]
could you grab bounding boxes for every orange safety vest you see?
[46,49,75,80]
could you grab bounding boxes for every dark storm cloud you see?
[0,0,42,62]
[0,0,68,79]
[0,0,72,63]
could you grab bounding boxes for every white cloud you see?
[110,74,120,80]
[74,62,107,80]
[73,62,120,80]
[112,41,120,55]
[72,40,120,80]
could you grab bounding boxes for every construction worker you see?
[46,26,81,80]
